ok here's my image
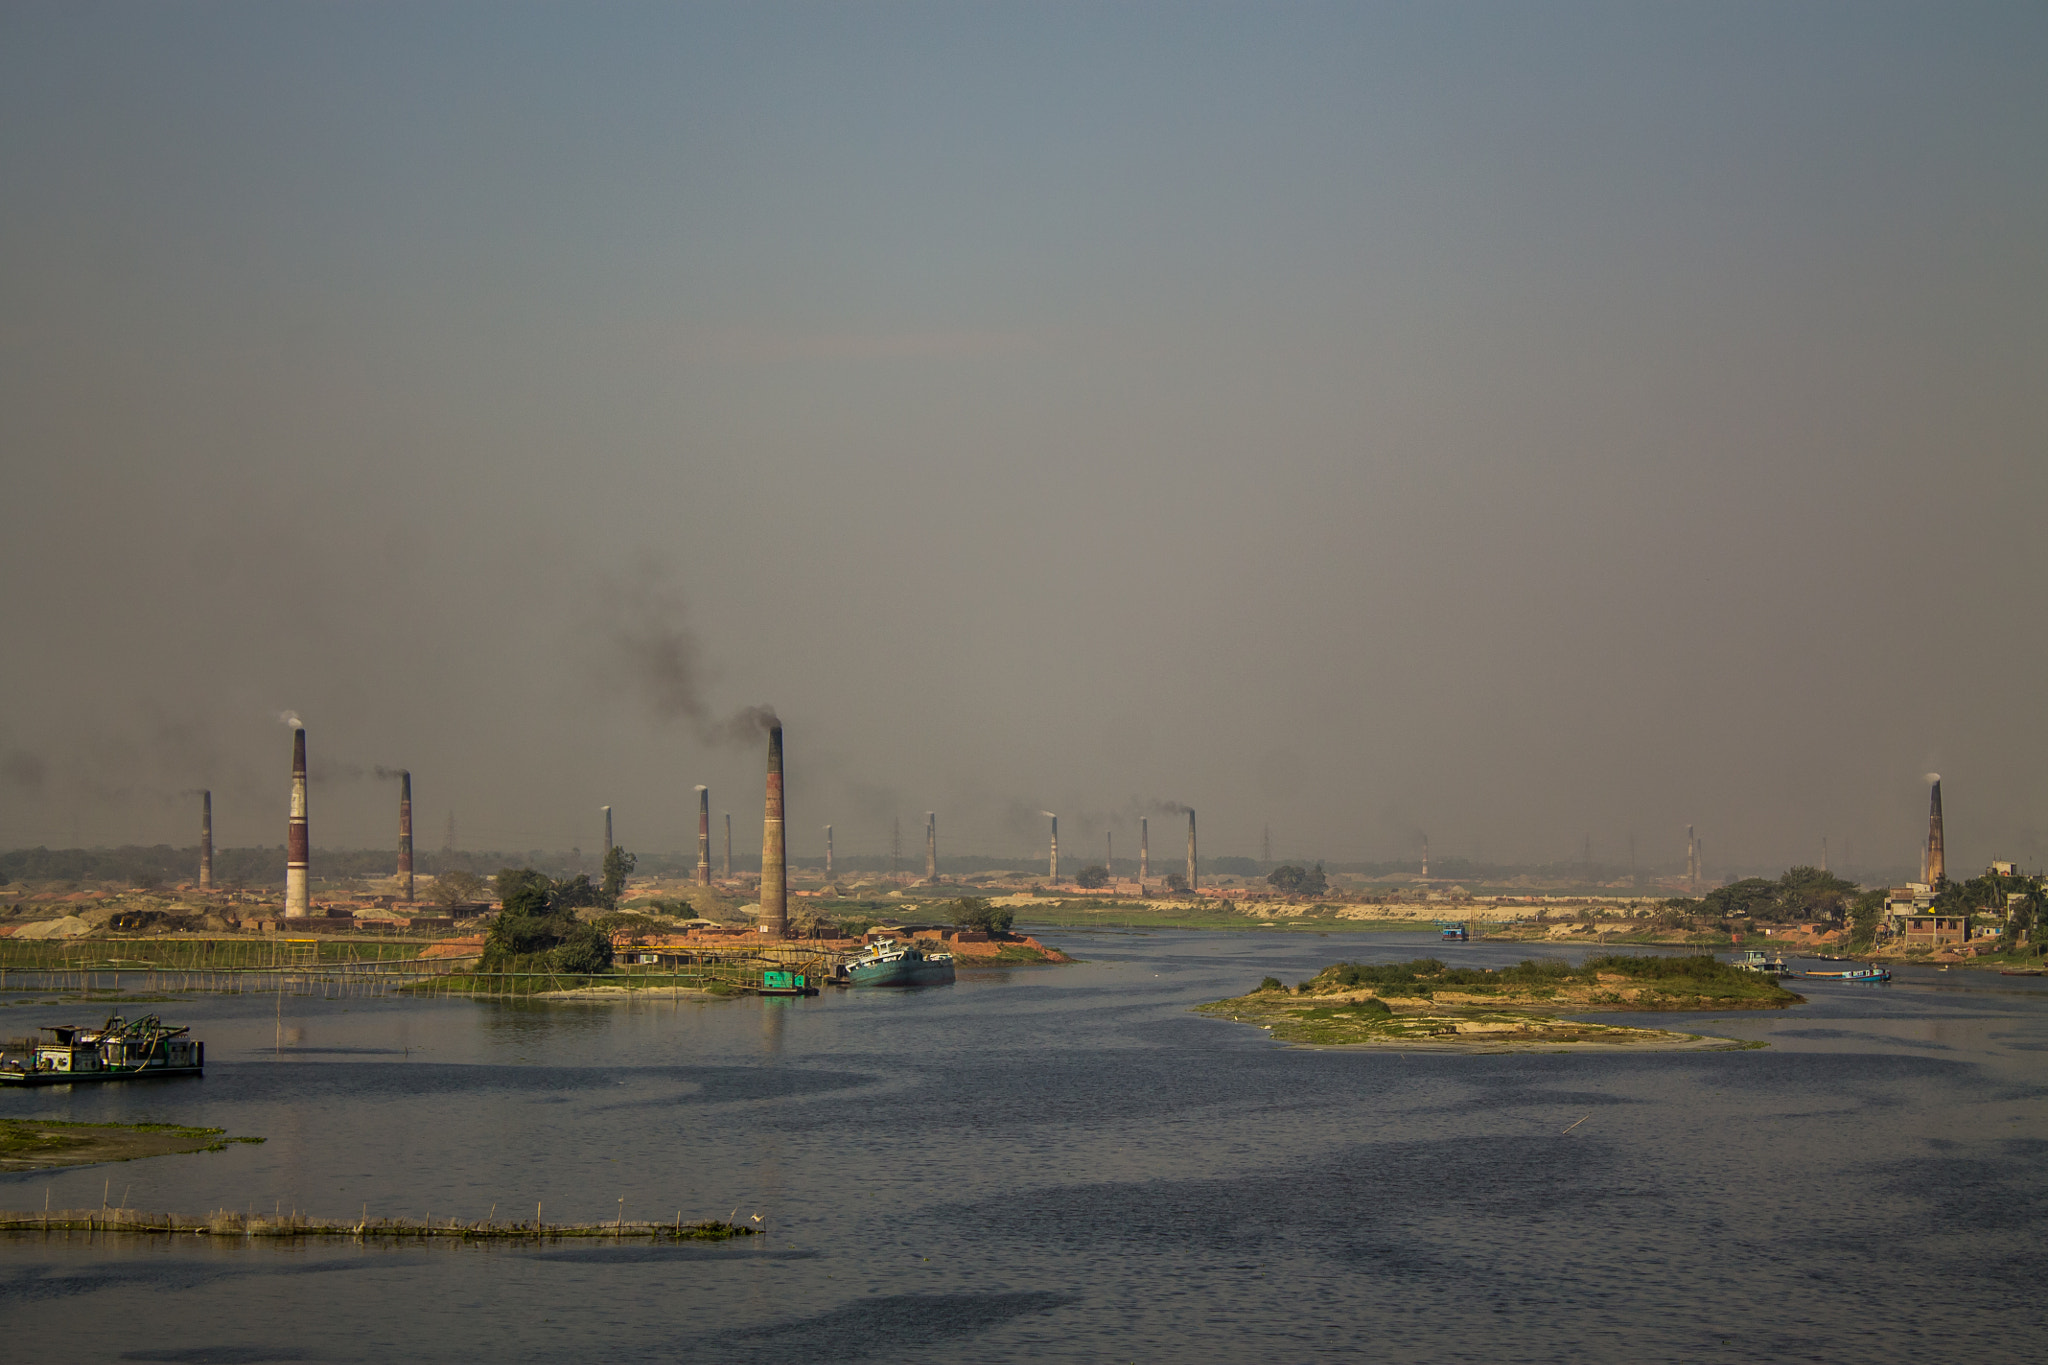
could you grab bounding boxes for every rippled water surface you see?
[3,930,2045,1362]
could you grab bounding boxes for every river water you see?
[2,929,2044,1363]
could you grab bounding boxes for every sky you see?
[1,2,2043,879]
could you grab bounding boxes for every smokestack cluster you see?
[198,790,213,890]
[926,812,937,883]
[1186,809,1198,894]
[760,723,786,938]
[285,727,309,918]
[696,786,711,886]
[1927,777,1945,885]
[1140,817,1148,890]
[398,770,413,903]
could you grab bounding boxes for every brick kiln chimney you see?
[285,728,309,918]
[1927,777,1945,885]
[760,724,787,938]
[696,786,711,886]
[398,770,413,902]
[199,790,213,889]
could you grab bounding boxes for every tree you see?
[601,846,637,908]
[1074,864,1109,889]
[427,869,486,910]
[2002,889,2041,952]
[1846,888,1886,948]
[554,874,603,911]
[949,897,1014,935]
[496,867,552,915]
[1777,866,1858,923]
[481,867,616,973]
[1267,863,1327,897]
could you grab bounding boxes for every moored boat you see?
[1438,921,1469,942]
[839,939,956,988]
[0,1015,203,1086]
[1801,966,1891,983]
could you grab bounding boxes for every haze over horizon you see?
[2,4,2042,878]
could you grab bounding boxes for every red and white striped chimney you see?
[285,728,310,917]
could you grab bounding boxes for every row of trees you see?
[1064,864,1193,892]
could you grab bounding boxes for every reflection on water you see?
[1,930,2044,1362]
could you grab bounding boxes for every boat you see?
[756,968,818,997]
[0,1015,203,1086]
[1801,966,1892,983]
[1734,950,1791,974]
[839,938,956,988]
[1438,922,1469,943]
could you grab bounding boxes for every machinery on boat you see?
[0,1015,203,1086]
[838,938,956,988]
[1734,949,1791,974]
[1438,922,1469,942]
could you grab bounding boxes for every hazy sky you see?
[2,3,2043,877]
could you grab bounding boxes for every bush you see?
[1582,953,1741,982]
[1257,976,1284,992]
[1074,864,1109,889]
[551,924,615,974]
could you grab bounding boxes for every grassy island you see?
[0,1119,263,1171]
[1198,955,1797,1050]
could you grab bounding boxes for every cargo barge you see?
[0,1015,203,1086]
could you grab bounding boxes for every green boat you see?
[0,1015,204,1086]
[839,939,956,988]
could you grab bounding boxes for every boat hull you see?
[845,956,956,988]
[0,1064,203,1087]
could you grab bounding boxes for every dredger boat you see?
[0,1014,203,1086]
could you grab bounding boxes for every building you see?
[1886,882,1977,948]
